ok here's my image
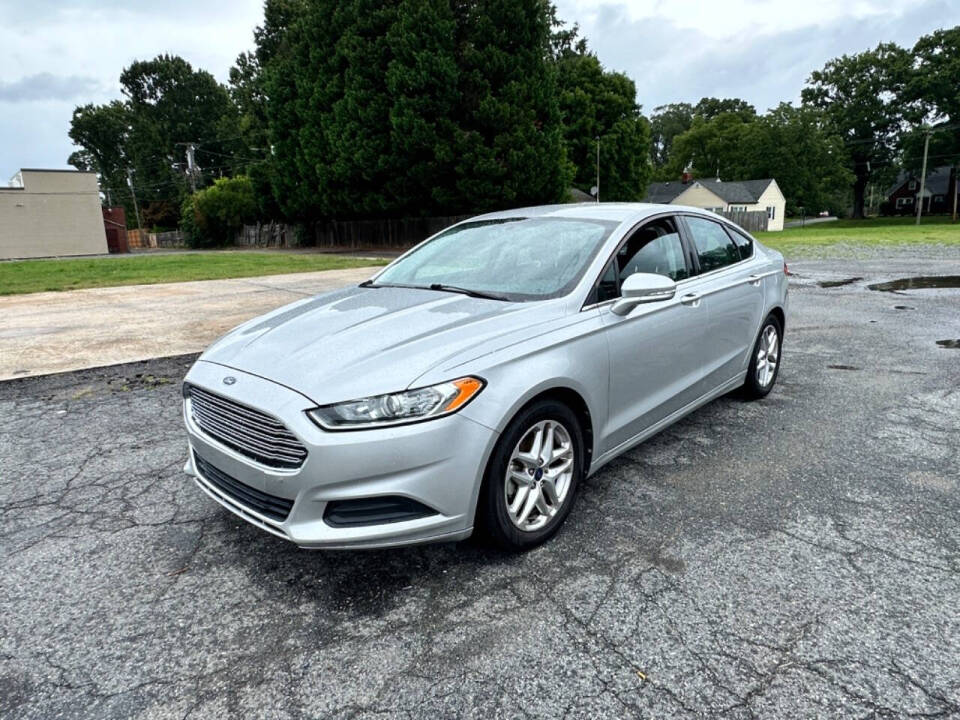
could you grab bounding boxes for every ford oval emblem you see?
[223,376,236,386]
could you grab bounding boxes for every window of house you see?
[908,180,917,190]
[934,195,944,202]
[685,216,741,273]
[592,217,688,304]
[766,206,776,220]
[896,197,914,208]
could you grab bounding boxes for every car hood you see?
[200,285,564,404]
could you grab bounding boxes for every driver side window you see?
[594,217,687,303]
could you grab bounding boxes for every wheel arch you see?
[496,384,596,475]
[768,305,785,331]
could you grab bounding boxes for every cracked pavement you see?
[1,257,959,719]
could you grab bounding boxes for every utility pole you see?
[952,164,959,222]
[595,136,600,204]
[126,169,143,237]
[915,129,931,226]
[185,143,199,193]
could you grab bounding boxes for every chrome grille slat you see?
[190,387,290,430]
[190,405,307,452]
[190,416,304,463]
[187,384,308,469]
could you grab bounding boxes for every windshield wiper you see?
[427,283,509,301]
[361,280,509,301]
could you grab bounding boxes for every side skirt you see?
[589,373,746,475]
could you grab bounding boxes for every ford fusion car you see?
[181,203,787,550]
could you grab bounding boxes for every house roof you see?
[885,166,956,197]
[643,178,776,205]
[566,187,595,203]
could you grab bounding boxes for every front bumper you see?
[182,360,499,549]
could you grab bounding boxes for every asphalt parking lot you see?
[2,257,959,719]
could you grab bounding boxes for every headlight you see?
[306,376,485,430]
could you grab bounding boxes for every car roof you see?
[468,202,711,226]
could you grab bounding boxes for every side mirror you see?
[611,272,676,316]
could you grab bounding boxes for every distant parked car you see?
[181,204,788,550]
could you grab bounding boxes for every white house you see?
[643,177,786,231]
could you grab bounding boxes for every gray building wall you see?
[0,169,108,260]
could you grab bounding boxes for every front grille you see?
[187,384,308,469]
[194,453,294,522]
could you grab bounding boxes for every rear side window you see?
[727,227,754,260]
[685,216,741,272]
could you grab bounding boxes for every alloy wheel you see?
[504,420,575,532]
[755,324,779,388]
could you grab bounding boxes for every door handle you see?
[748,274,762,286]
[680,293,701,306]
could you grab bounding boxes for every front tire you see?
[742,314,783,399]
[478,399,584,550]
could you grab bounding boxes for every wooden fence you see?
[235,216,470,249]
[718,209,768,233]
[126,229,186,249]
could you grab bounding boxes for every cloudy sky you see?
[1,0,958,180]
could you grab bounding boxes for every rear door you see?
[678,215,764,394]
[593,214,707,454]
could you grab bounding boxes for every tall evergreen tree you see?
[450,0,571,210]
[384,0,461,213]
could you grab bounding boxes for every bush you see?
[180,175,257,248]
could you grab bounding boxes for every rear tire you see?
[478,399,584,551]
[742,314,783,400]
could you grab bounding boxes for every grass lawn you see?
[0,252,389,296]
[756,215,959,255]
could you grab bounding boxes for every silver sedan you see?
[181,203,788,550]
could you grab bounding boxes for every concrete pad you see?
[0,267,376,380]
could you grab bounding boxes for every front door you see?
[595,215,707,454]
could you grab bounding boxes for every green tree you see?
[449,0,571,210]
[68,54,241,227]
[556,50,651,200]
[260,0,569,218]
[120,55,240,224]
[739,104,853,215]
[384,0,461,213]
[67,101,131,211]
[649,103,693,173]
[901,26,960,218]
[693,97,756,122]
[667,111,755,180]
[802,43,912,218]
[181,175,257,247]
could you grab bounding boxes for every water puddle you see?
[818,277,862,288]
[868,276,960,292]
[936,339,960,349]
[827,364,860,370]
[893,305,914,310]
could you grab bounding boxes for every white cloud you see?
[0,73,103,102]
[0,0,263,175]
[555,0,960,110]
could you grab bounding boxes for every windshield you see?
[371,217,618,301]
